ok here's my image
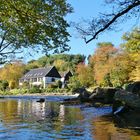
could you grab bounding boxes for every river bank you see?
[0,92,79,101]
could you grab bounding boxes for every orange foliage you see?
[89,44,118,86]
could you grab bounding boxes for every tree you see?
[25,60,41,71]
[121,28,140,53]
[26,54,86,72]
[76,63,95,87]
[75,0,140,43]
[109,52,134,87]
[68,76,82,92]
[89,42,118,86]
[121,28,140,81]
[53,59,67,71]
[0,0,72,63]
[0,61,25,89]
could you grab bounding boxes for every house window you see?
[52,78,55,82]
[32,78,37,82]
[38,77,43,82]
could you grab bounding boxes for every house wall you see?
[19,76,61,88]
[43,77,60,88]
[19,77,43,87]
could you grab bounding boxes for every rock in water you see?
[126,81,140,96]
[78,89,90,102]
[89,87,118,104]
[114,89,140,110]
[37,98,45,103]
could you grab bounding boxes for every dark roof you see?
[60,71,73,78]
[20,66,57,79]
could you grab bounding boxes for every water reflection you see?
[92,116,140,140]
[0,98,139,140]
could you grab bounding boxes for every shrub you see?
[9,81,17,89]
[29,86,42,93]
[43,87,54,93]
[47,83,57,89]
[56,88,70,93]
[67,76,82,92]
[0,80,9,91]
[55,80,62,88]
[22,81,30,89]
[10,89,20,95]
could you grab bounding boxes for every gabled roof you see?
[60,71,73,78]
[20,66,54,79]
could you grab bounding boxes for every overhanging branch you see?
[86,1,140,44]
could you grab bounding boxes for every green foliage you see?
[0,80,9,91]
[43,87,69,93]
[82,32,140,88]
[22,81,30,89]
[46,80,62,91]
[97,42,114,48]
[68,76,82,92]
[0,90,10,95]
[121,28,140,53]
[29,86,42,93]
[47,83,58,89]
[121,28,140,81]
[0,0,73,63]
[43,87,55,93]
[26,54,85,72]
[10,89,23,95]
[76,64,95,87]
[55,80,62,88]
[102,73,113,87]
[0,88,29,95]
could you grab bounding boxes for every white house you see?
[19,66,61,88]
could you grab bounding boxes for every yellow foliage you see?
[0,61,25,89]
[129,51,140,81]
[53,59,67,71]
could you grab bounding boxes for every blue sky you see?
[25,0,139,62]
[66,0,139,58]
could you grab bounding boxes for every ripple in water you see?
[0,98,139,140]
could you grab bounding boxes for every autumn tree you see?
[0,0,72,63]
[75,0,140,43]
[89,42,118,86]
[121,28,140,81]
[76,63,95,87]
[109,52,134,87]
[0,61,25,89]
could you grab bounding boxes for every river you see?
[0,96,140,140]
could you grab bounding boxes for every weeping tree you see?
[74,0,140,43]
[0,0,72,64]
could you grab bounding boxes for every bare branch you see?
[0,31,7,49]
[86,0,140,44]
[0,49,22,55]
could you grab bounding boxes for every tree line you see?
[0,28,139,90]
[70,28,140,89]
[0,54,85,89]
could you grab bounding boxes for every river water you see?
[0,96,140,140]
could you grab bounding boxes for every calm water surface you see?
[0,96,140,140]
